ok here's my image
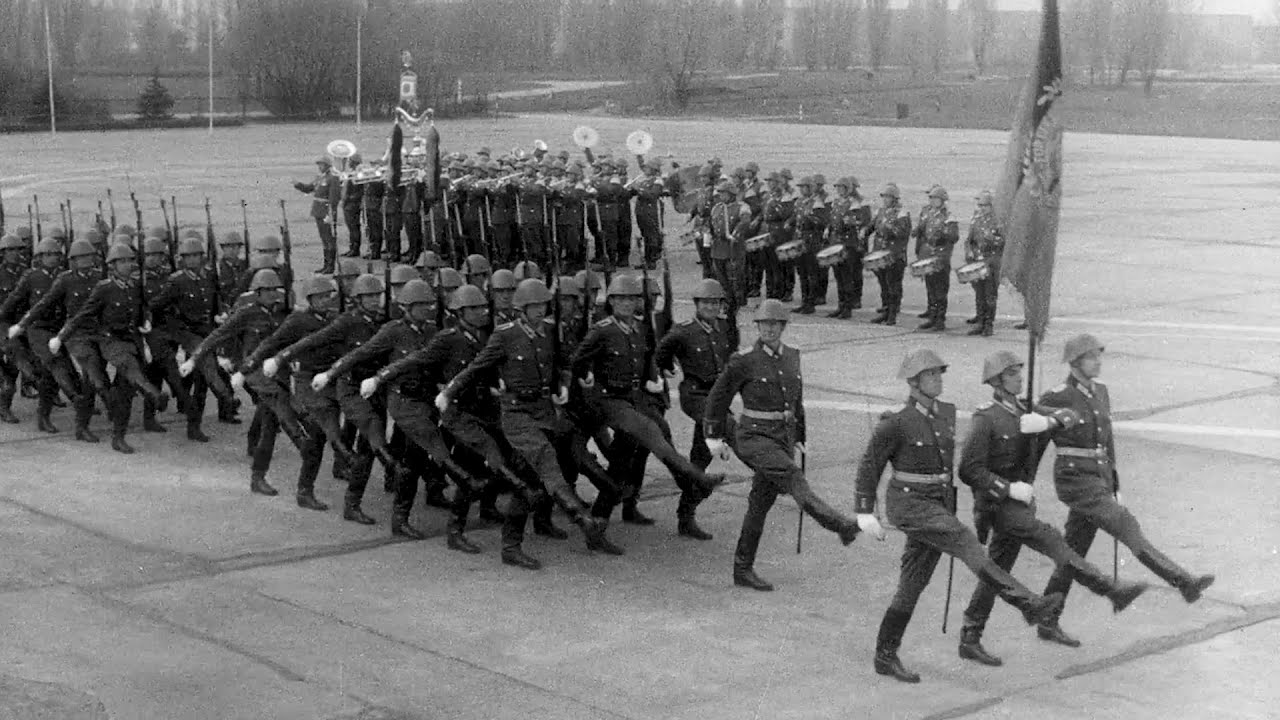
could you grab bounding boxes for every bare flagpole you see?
[208,14,214,135]
[356,11,363,132]
[44,2,56,137]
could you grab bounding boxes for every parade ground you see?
[2,117,1279,719]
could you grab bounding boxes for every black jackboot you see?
[1137,549,1215,603]
[958,626,1003,667]
[250,472,279,496]
[732,516,773,591]
[342,491,376,525]
[874,608,920,683]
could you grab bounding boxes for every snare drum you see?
[863,249,894,271]
[744,232,772,252]
[956,260,990,284]
[775,240,805,262]
[816,245,847,267]
[909,256,943,278]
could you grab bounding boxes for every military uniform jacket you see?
[155,268,218,336]
[296,171,340,220]
[241,309,331,375]
[703,340,805,443]
[763,191,795,243]
[448,318,566,421]
[400,182,420,215]
[0,268,59,329]
[278,309,383,377]
[740,180,764,220]
[486,183,516,225]
[870,204,912,261]
[912,205,959,264]
[17,268,100,332]
[1037,375,1117,482]
[0,262,26,306]
[342,178,364,212]
[571,316,654,397]
[655,316,736,391]
[516,179,549,225]
[363,180,384,214]
[381,180,403,216]
[329,317,437,391]
[493,307,520,326]
[854,396,956,513]
[380,324,496,418]
[792,192,830,249]
[61,276,144,343]
[217,258,246,308]
[965,211,1004,268]
[709,200,751,261]
[830,195,872,251]
[191,302,284,367]
[632,175,665,224]
[959,393,1035,508]
[552,183,589,226]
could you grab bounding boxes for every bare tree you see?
[229,0,357,115]
[962,0,996,74]
[643,0,718,109]
[926,0,947,75]
[1115,0,1175,93]
[866,0,891,71]
[903,0,927,79]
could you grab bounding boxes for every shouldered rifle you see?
[640,258,656,382]
[161,198,174,254]
[33,195,43,241]
[205,198,221,320]
[279,199,294,311]
[106,189,117,233]
[130,191,144,245]
[659,255,673,338]
[170,196,178,238]
[134,227,147,328]
[240,199,251,262]
[383,259,392,316]
[65,200,74,243]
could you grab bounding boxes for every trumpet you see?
[476,172,523,189]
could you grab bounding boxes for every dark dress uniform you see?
[140,265,191,431]
[964,210,1003,335]
[959,391,1145,661]
[762,189,795,300]
[855,393,1059,680]
[553,181,590,274]
[342,175,364,257]
[155,267,235,431]
[869,202,911,324]
[294,168,340,272]
[516,179,550,268]
[911,205,959,328]
[655,315,738,472]
[632,174,665,268]
[794,191,830,313]
[739,179,766,298]
[1034,375,1214,630]
[705,340,858,586]
[0,260,54,427]
[381,178,404,263]
[362,178,385,259]
[572,314,724,520]
[10,267,95,432]
[216,256,246,309]
[709,199,751,306]
[401,181,424,265]
[689,183,715,278]
[828,194,871,315]
[486,183,517,269]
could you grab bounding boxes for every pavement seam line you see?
[254,590,643,720]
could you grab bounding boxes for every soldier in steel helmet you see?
[854,348,1065,683]
[791,176,830,315]
[1030,334,1215,648]
[912,185,960,331]
[964,190,1003,336]
[956,350,1149,667]
[868,183,912,326]
[0,233,43,426]
[826,176,872,319]
[341,152,365,259]
[708,181,751,307]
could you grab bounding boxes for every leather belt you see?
[1057,446,1111,462]
[506,388,550,402]
[893,471,950,485]
[741,408,794,422]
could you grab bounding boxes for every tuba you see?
[572,125,599,165]
[327,139,358,175]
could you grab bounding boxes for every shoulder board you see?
[678,319,695,327]
[1094,380,1108,391]
[1049,383,1068,393]
[781,343,799,356]
[594,317,615,328]
[168,270,184,280]
[897,208,911,220]
[495,321,516,331]
[976,400,995,411]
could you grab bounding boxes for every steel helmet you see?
[606,274,643,297]
[249,253,276,271]
[181,228,203,240]
[513,260,543,280]
[754,298,789,322]
[795,176,814,188]
[744,161,760,173]
[464,254,490,276]
[256,235,283,251]
[897,348,948,380]
[812,173,827,186]
[219,231,244,246]
[974,190,995,206]
[714,181,736,196]
[178,238,205,255]
[0,234,25,251]
[249,269,284,291]
[437,267,464,290]
[555,275,581,297]
[489,268,518,291]
[927,185,949,201]
[879,182,901,199]
[14,226,32,239]
[513,278,553,307]
[49,226,68,240]
[336,258,362,277]
[389,264,418,285]
[418,250,444,269]
[397,279,433,305]
[36,238,63,255]
[982,350,1024,384]
[113,233,134,247]
[117,223,136,235]
[147,225,168,239]
[574,269,603,292]
[303,275,337,297]
[67,240,96,259]
[351,273,385,296]
[449,283,488,310]
[106,243,135,264]
[143,237,169,255]
[1062,334,1105,364]
[692,278,726,300]
[83,229,105,245]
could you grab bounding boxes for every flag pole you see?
[356,13,363,132]
[44,2,56,137]
[208,15,214,135]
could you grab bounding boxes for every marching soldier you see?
[826,177,871,319]
[293,156,341,273]
[1031,335,1215,647]
[516,163,550,268]
[54,244,172,454]
[965,190,1003,336]
[139,237,188,435]
[704,299,860,591]
[912,186,959,331]
[792,177,829,315]
[868,183,911,326]
[216,232,248,308]
[956,350,1149,666]
[341,153,364,258]
[0,234,54,429]
[853,349,1064,683]
[463,254,491,293]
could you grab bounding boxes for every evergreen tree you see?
[137,70,174,121]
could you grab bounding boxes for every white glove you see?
[7,325,22,340]
[662,369,677,379]
[360,377,379,399]
[230,372,245,392]
[552,387,569,406]
[178,359,196,378]
[48,336,62,355]
[1019,413,1052,434]
[578,372,595,389]
[143,341,152,364]
[1008,481,1035,504]
[175,346,186,364]
[705,438,731,461]
[217,356,234,372]
[262,357,280,378]
[138,320,151,335]
[214,312,228,325]
[857,513,886,541]
[793,442,806,456]
[311,372,330,391]
[1114,491,1123,506]
[434,392,450,414]
[644,379,664,394]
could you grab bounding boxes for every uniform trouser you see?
[636,213,662,266]
[28,329,90,425]
[711,256,746,308]
[314,218,336,266]
[615,212,632,265]
[1041,469,1187,616]
[596,220,621,271]
[364,205,384,256]
[924,265,951,318]
[973,274,999,322]
[874,259,906,310]
[8,337,60,419]
[780,258,796,298]
[245,372,308,475]
[557,224,585,274]
[175,331,231,422]
[602,389,671,516]
[101,338,164,434]
[695,238,713,278]
[762,248,785,299]
[589,394,711,519]
[291,370,353,461]
[443,408,527,548]
[555,400,624,500]
[834,251,864,309]
[402,212,423,265]
[733,417,853,571]
[65,337,112,402]
[883,483,1040,624]
[744,249,765,297]
[679,387,715,472]
[798,249,821,306]
[383,212,403,261]
[963,498,1119,634]
[344,204,363,253]
[387,390,463,511]
[336,379,391,507]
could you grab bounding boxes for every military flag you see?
[995,0,1063,341]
